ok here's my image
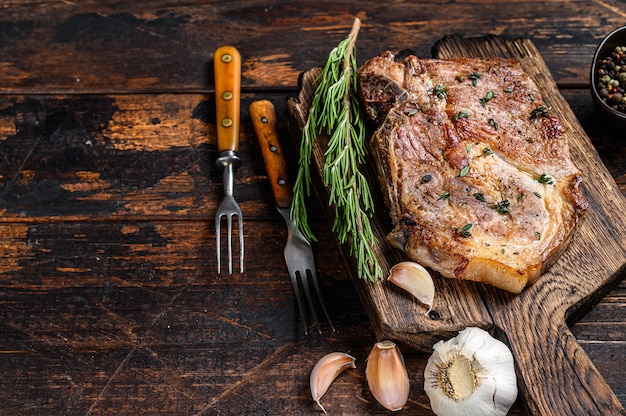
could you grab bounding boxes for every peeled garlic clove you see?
[388,261,435,314]
[424,327,518,416]
[366,340,410,411]
[310,352,356,414]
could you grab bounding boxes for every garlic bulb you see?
[366,340,410,411]
[310,352,356,414]
[388,261,435,314]
[424,327,518,416]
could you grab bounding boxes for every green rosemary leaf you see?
[459,223,473,237]
[474,192,487,202]
[434,84,447,99]
[468,71,482,86]
[479,90,494,107]
[536,173,554,185]
[493,200,510,215]
[438,191,451,200]
[454,110,469,121]
[530,106,548,120]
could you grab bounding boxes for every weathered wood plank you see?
[562,89,626,195]
[0,93,298,221]
[0,217,365,415]
[0,0,622,93]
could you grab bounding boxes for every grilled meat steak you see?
[359,51,588,293]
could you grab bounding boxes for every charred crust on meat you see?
[395,48,417,62]
[400,217,417,227]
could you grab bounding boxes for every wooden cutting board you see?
[287,35,626,416]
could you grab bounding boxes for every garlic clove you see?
[365,340,410,411]
[310,352,356,414]
[388,261,435,314]
[424,327,518,416]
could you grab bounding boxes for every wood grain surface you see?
[0,1,624,415]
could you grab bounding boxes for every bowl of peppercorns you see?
[591,25,626,124]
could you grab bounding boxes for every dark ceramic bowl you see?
[590,25,626,126]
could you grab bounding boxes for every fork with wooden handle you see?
[250,99,335,334]
[214,45,244,274]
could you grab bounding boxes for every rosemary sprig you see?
[291,18,383,282]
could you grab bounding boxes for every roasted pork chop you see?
[359,51,588,293]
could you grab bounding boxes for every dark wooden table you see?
[0,1,624,415]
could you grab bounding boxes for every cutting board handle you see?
[499,316,625,415]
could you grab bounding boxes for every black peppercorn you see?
[610,92,623,104]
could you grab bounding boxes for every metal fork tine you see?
[309,269,336,332]
[289,271,310,335]
[301,271,322,334]
[216,215,222,274]
[226,215,233,274]
[226,214,233,274]
[237,215,244,273]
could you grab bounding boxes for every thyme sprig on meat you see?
[292,18,382,282]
